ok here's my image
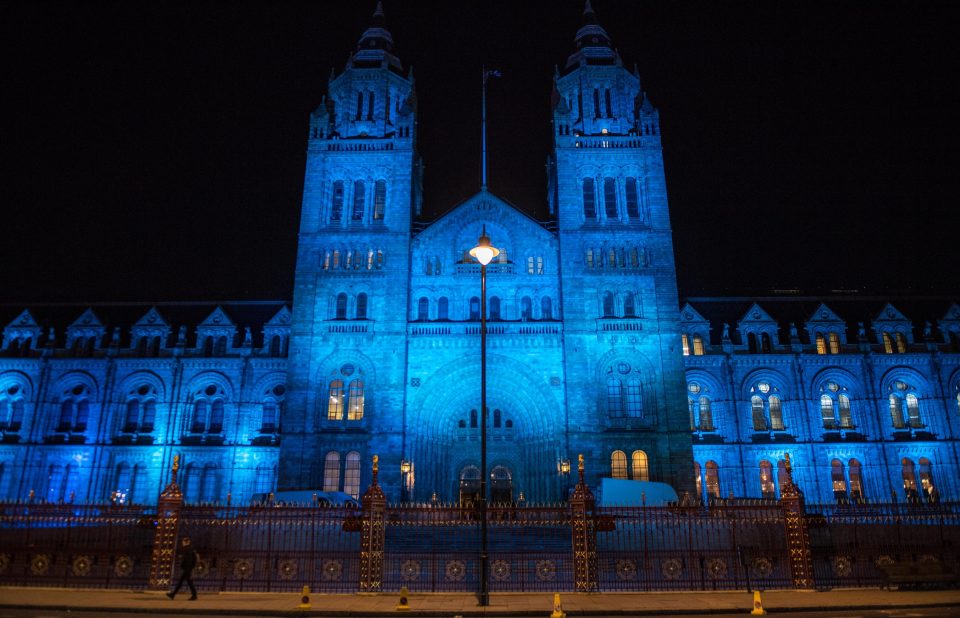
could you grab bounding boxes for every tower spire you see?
[480,67,501,191]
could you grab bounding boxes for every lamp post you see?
[469,226,498,606]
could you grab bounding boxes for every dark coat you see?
[180,546,198,571]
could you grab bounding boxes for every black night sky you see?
[2,1,957,303]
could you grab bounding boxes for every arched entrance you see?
[490,465,513,503]
[459,465,481,506]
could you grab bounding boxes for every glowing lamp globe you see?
[469,228,499,266]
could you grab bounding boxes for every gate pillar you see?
[148,455,184,591]
[569,454,598,592]
[779,453,814,589]
[359,454,386,592]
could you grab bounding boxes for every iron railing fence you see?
[0,501,156,588]
[807,501,960,589]
[177,503,361,593]
[2,498,959,592]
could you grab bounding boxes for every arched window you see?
[623,293,636,317]
[373,180,386,220]
[919,458,937,502]
[603,177,617,218]
[882,332,894,354]
[895,332,907,353]
[816,334,826,355]
[681,334,690,356]
[631,450,649,481]
[625,177,640,219]
[848,459,865,503]
[470,409,477,428]
[417,297,429,321]
[327,380,344,420]
[769,396,784,430]
[201,464,219,503]
[828,333,840,354]
[820,395,836,429]
[602,292,614,317]
[831,459,848,503]
[470,297,480,321]
[0,386,25,433]
[344,451,361,499]
[688,397,696,430]
[604,88,613,117]
[747,333,759,353]
[352,180,365,221]
[698,396,713,431]
[356,293,368,319]
[336,293,348,319]
[330,181,344,222]
[906,393,921,427]
[607,378,624,417]
[489,296,501,320]
[692,335,705,356]
[761,333,773,353]
[56,386,91,433]
[323,452,340,492]
[901,458,919,503]
[438,297,449,320]
[347,379,364,420]
[838,394,852,428]
[493,408,501,428]
[759,460,775,499]
[751,396,767,431]
[889,394,905,429]
[626,377,643,418]
[593,88,601,117]
[889,381,922,429]
[705,461,721,499]
[366,91,375,120]
[586,248,595,268]
[541,297,553,320]
[582,178,596,220]
[521,296,533,320]
[694,462,703,500]
[610,450,627,479]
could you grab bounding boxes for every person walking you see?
[166,537,199,600]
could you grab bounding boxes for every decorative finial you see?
[584,0,594,15]
[784,452,791,474]
[372,454,379,485]
[171,454,180,484]
[577,453,585,483]
[373,1,384,17]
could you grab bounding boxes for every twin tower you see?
[279,2,693,502]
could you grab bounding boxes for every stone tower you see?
[280,3,420,495]
[548,2,694,493]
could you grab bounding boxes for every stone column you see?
[359,454,386,592]
[569,454,598,592]
[148,455,184,591]
[779,453,814,589]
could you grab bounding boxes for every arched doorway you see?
[459,465,481,506]
[490,465,513,503]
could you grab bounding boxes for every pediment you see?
[680,303,709,325]
[873,303,910,324]
[133,307,169,328]
[265,306,292,328]
[69,308,104,329]
[6,309,39,329]
[738,303,776,326]
[200,306,235,328]
[806,303,843,325]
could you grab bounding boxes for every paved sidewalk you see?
[1,587,959,615]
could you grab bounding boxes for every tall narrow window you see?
[336,293,348,319]
[521,296,533,320]
[889,394,905,428]
[693,335,705,356]
[769,396,784,430]
[593,89,601,118]
[848,459,865,502]
[694,462,703,500]
[623,292,636,317]
[751,396,767,431]
[906,393,921,427]
[356,293,368,319]
[347,380,364,420]
[489,296,501,320]
[688,397,696,430]
[323,452,340,492]
[603,177,617,218]
[625,177,640,219]
[883,332,894,354]
[373,180,386,220]
[417,297,429,321]
[327,380,344,421]
[470,409,477,428]
[607,378,624,417]
[493,408,501,428]
[918,458,937,502]
[602,292,614,317]
[759,461,775,499]
[366,91,375,120]
[352,180,365,221]
[816,334,826,355]
[838,394,852,428]
[895,332,907,353]
[209,400,224,433]
[604,88,613,118]
[582,178,596,220]
[831,459,848,503]
[901,458,919,503]
[355,92,363,120]
[586,248,595,268]
[699,397,713,430]
[541,297,553,320]
[631,450,649,481]
[828,333,840,354]
[344,451,361,498]
[438,297,449,320]
[681,334,690,356]
[470,297,480,320]
[610,450,627,479]
[820,395,836,429]
[626,377,643,418]
[705,461,721,499]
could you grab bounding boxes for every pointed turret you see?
[350,1,402,73]
[565,0,620,71]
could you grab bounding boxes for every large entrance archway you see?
[458,465,481,506]
[408,354,565,503]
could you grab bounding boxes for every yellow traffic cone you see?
[298,585,311,610]
[550,592,567,618]
[750,590,766,615]
[396,585,411,611]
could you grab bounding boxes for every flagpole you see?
[481,67,488,191]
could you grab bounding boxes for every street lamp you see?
[400,459,412,502]
[469,226,498,607]
[558,458,571,502]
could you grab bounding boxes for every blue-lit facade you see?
[1,5,958,507]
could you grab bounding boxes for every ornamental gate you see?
[1,456,959,592]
